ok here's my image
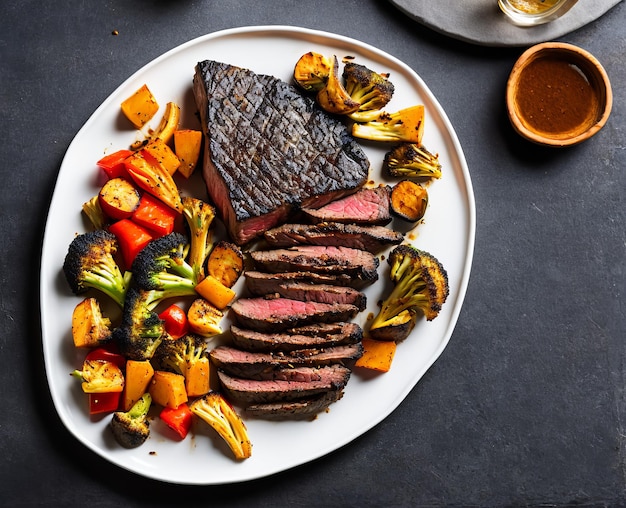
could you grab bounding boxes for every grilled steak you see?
[245,278,366,311]
[217,366,351,405]
[250,245,379,284]
[210,343,363,378]
[263,222,404,253]
[193,60,370,245]
[230,323,363,352]
[301,186,392,226]
[245,390,344,420]
[230,297,360,332]
[244,270,357,289]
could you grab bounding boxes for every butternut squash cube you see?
[123,360,154,411]
[194,275,236,310]
[121,84,159,129]
[149,370,188,409]
[355,338,397,373]
[71,298,112,348]
[185,357,210,397]
[143,138,181,176]
[174,129,203,178]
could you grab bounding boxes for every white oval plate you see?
[40,26,475,485]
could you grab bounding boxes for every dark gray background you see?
[2,1,624,506]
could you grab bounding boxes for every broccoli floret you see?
[190,392,252,460]
[182,197,216,283]
[384,143,442,179]
[114,287,168,361]
[110,393,152,448]
[369,245,449,341]
[351,105,425,144]
[343,62,395,122]
[63,229,130,308]
[131,232,197,295]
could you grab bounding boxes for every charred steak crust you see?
[193,60,370,245]
[244,390,345,420]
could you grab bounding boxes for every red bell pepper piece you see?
[132,193,178,237]
[85,346,126,371]
[89,391,121,415]
[96,149,133,180]
[160,403,193,439]
[108,218,154,269]
[158,304,189,339]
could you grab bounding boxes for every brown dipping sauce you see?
[515,57,599,136]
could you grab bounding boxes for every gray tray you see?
[389,0,622,47]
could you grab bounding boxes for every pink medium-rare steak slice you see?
[244,270,357,289]
[245,390,345,420]
[193,60,370,245]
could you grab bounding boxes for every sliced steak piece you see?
[301,186,392,226]
[217,366,351,405]
[193,60,370,245]
[230,323,362,352]
[244,270,358,289]
[250,245,379,284]
[230,297,360,331]
[210,343,363,378]
[263,222,404,253]
[245,390,344,420]
[245,278,366,311]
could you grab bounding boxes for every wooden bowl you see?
[506,42,612,147]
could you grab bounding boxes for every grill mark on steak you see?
[250,245,379,284]
[193,60,370,245]
[210,343,363,378]
[263,222,404,253]
[217,366,351,405]
[245,390,344,420]
[230,323,363,352]
[245,278,366,311]
[244,270,358,289]
[301,186,392,226]
[230,297,360,332]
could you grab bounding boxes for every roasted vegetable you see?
[194,275,236,310]
[174,129,203,178]
[63,229,131,308]
[142,137,181,175]
[113,288,168,361]
[98,177,141,220]
[153,334,211,397]
[351,105,425,144]
[71,297,112,348]
[187,298,224,338]
[71,359,125,393]
[131,232,197,294]
[181,196,216,283]
[390,180,429,223]
[149,370,188,409]
[190,392,252,460]
[120,84,159,129]
[316,55,360,115]
[206,241,244,288]
[110,393,152,448]
[82,195,108,230]
[293,51,332,92]
[369,245,449,341]
[131,101,180,150]
[122,359,154,411]
[355,337,397,372]
[343,62,395,122]
[383,142,442,179]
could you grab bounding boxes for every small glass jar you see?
[498,0,579,26]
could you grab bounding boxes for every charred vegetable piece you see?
[71,359,125,393]
[384,143,442,179]
[98,177,141,220]
[352,105,424,144]
[316,55,360,115]
[343,62,395,122]
[369,245,449,341]
[110,393,152,448]
[131,101,180,150]
[293,51,332,92]
[120,84,159,129]
[187,298,224,337]
[190,392,252,460]
[182,196,216,283]
[71,297,112,348]
[174,129,203,178]
[82,195,108,230]
[390,180,428,223]
[207,241,244,288]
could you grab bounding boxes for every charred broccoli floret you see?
[351,105,425,144]
[182,197,216,283]
[369,245,449,342]
[153,334,211,397]
[110,393,152,448]
[190,392,252,460]
[113,287,168,361]
[343,62,395,122]
[384,143,442,179]
[63,229,131,308]
[131,232,198,294]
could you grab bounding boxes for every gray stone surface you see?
[1,0,624,505]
